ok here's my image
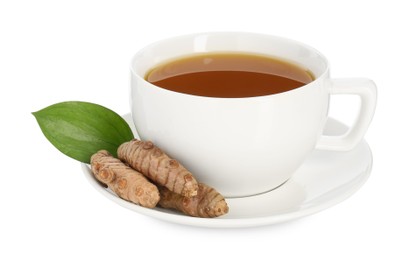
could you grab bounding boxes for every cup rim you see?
[130,31,330,99]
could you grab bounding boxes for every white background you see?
[1,0,416,259]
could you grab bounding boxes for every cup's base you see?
[224,178,291,199]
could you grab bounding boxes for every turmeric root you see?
[158,183,229,218]
[117,139,199,197]
[90,150,160,208]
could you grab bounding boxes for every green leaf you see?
[32,101,134,163]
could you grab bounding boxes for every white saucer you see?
[82,114,372,228]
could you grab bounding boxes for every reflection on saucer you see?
[227,180,307,218]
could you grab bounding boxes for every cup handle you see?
[316,78,377,151]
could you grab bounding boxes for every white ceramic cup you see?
[130,32,377,197]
